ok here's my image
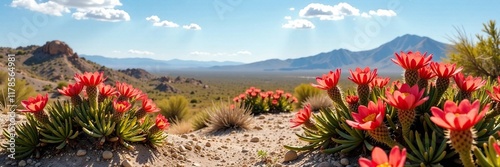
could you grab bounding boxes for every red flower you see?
[418,66,436,80]
[430,62,462,78]
[275,89,284,96]
[290,104,312,128]
[385,84,428,111]
[348,67,378,85]
[233,97,240,103]
[239,94,246,100]
[141,98,161,113]
[266,91,274,97]
[116,82,141,99]
[74,72,105,87]
[345,95,359,105]
[311,69,341,90]
[346,99,385,130]
[112,100,131,113]
[19,94,48,113]
[494,142,500,156]
[273,94,281,99]
[369,77,390,88]
[453,72,486,93]
[430,99,488,131]
[359,146,407,167]
[98,84,117,97]
[290,97,298,103]
[155,114,170,130]
[271,99,278,105]
[391,51,433,70]
[284,93,292,99]
[487,85,500,102]
[58,82,84,97]
[259,93,268,99]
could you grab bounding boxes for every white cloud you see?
[112,50,121,53]
[11,0,70,16]
[145,15,160,23]
[51,0,122,9]
[298,3,396,21]
[284,16,292,20]
[146,15,179,28]
[72,8,130,22]
[282,19,315,29]
[183,23,201,30]
[289,7,295,11]
[299,3,360,20]
[128,49,155,55]
[10,0,129,22]
[236,51,252,55]
[190,51,210,56]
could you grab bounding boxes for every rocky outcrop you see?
[118,68,156,81]
[155,82,179,93]
[41,40,74,56]
[155,76,203,86]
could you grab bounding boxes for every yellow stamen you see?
[377,162,390,167]
[363,113,377,122]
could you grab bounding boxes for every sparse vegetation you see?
[157,96,190,124]
[167,120,194,134]
[293,83,322,107]
[192,110,210,130]
[303,95,333,112]
[205,102,253,133]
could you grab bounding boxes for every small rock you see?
[242,149,249,153]
[283,150,298,162]
[18,160,27,167]
[76,149,87,156]
[122,160,133,167]
[26,159,33,165]
[176,163,184,167]
[102,151,113,160]
[205,142,211,147]
[214,157,220,160]
[250,137,259,142]
[179,145,187,152]
[333,161,342,167]
[253,126,263,130]
[35,162,42,167]
[181,134,188,139]
[258,115,266,119]
[195,145,202,150]
[193,163,201,167]
[185,145,192,151]
[340,158,349,166]
[316,162,331,167]
[221,145,228,149]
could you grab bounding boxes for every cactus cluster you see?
[233,87,297,114]
[286,51,500,166]
[2,72,169,159]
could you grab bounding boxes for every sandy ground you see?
[0,112,361,167]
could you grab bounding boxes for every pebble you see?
[35,162,41,167]
[193,163,201,167]
[242,149,249,153]
[333,161,342,167]
[77,149,87,156]
[102,151,113,160]
[195,145,202,150]
[258,115,266,119]
[205,142,211,147]
[185,145,192,151]
[26,159,33,164]
[122,160,132,167]
[253,126,263,130]
[18,160,27,167]
[317,162,331,167]
[340,158,349,166]
[250,137,259,142]
[181,134,188,139]
[283,150,298,162]
[179,145,187,152]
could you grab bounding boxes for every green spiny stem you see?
[457,90,472,101]
[357,84,370,106]
[327,86,347,110]
[303,120,318,131]
[113,112,124,122]
[435,77,450,103]
[404,69,419,86]
[135,109,147,120]
[417,79,428,91]
[86,86,98,110]
[34,111,49,125]
[449,129,475,167]
[367,124,400,147]
[149,126,162,134]
[398,109,415,137]
[70,96,82,106]
[348,103,359,113]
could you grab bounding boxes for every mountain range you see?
[211,34,450,72]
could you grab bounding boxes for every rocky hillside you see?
[0,40,205,98]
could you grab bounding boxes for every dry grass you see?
[167,119,194,134]
[303,95,333,112]
[205,103,253,133]
[192,110,210,130]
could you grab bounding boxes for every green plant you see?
[56,81,68,90]
[205,102,253,133]
[233,87,297,114]
[0,79,36,113]
[2,114,40,159]
[294,83,322,106]
[192,110,210,130]
[157,95,189,124]
[39,101,79,150]
[303,95,333,112]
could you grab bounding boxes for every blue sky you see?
[1,0,499,63]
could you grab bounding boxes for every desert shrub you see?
[157,95,189,124]
[42,84,53,91]
[205,102,253,133]
[167,120,193,134]
[0,78,36,113]
[293,83,321,106]
[302,95,333,112]
[56,81,68,89]
[232,87,297,114]
[192,110,210,130]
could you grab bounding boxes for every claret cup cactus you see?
[286,51,500,166]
